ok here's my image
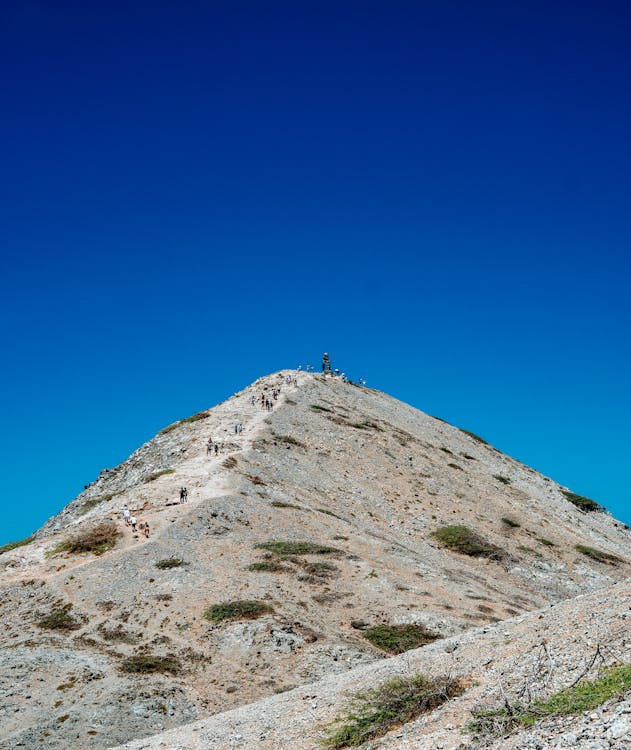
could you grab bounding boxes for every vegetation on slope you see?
[431,525,506,561]
[324,674,466,748]
[468,663,631,738]
[362,624,439,654]
[50,521,121,556]
[204,600,274,622]
[561,490,603,512]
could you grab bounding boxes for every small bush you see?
[51,521,121,556]
[324,674,466,748]
[459,429,489,445]
[432,525,506,561]
[537,537,555,547]
[146,469,175,482]
[37,604,81,632]
[317,508,345,520]
[270,500,304,510]
[248,561,291,573]
[298,560,339,580]
[204,600,273,622]
[501,517,521,528]
[155,557,186,569]
[468,663,631,738]
[494,475,511,485]
[160,411,209,434]
[575,544,622,565]
[447,462,463,471]
[311,404,333,413]
[120,655,181,675]
[78,494,115,515]
[350,420,383,432]
[255,540,341,557]
[363,624,439,654]
[0,535,34,555]
[275,434,306,448]
[561,490,603,512]
[222,456,238,468]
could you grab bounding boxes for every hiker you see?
[214,443,219,455]
[207,438,213,455]
[122,505,131,525]
[130,516,137,531]
[234,424,238,435]
[179,486,188,503]
[143,522,150,538]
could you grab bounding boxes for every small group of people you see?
[122,504,150,537]
[206,437,223,456]
[233,423,244,434]
[179,486,188,503]
[259,388,280,411]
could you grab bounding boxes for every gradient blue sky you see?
[1,1,630,544]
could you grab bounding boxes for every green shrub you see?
[50,521,121,556]
[324,674,466,748]
[0,535,34,555]
[561,490,603,512]
[575,545,622,565]
[501,517,521,528]
[120,655,181,675]
[155,557,186,569]
[204,600,273,622]
[494,475,511,485]
[248,561,291,573]
[468,663,631,738]
[146,468,175,482]
[311,404,333,413]
[350,420,383,431]
[270,500,304,510]
[298,560,339,580]
[363,624,439,654]
[37,604,81,632]
[255,541,341,557]
[537,537,555,547]
[431,525,506,561]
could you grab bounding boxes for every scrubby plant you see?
[459,429,489,445]
[274,434,306,447]
[270,500,304,510]
[363,624,439,654]
[501,517,521,528]
[298,560,339,581]
[311,404,333,413]
[468,663,631,738]
[50,521,121,556]
[324,674,466,748]
[37,603,81,632]
[537,537,555,547]
[120,655,181,675]
[145,469,175,482]
[0,535,34,555]
[256,540,341,557]
[160,411,209,434]
[561,490,603,512]
[431,525,506,561]
[575,545,622,565]
[204,600,273,622]
[155,557,186,569]
[494,475,511,485]
[222,456,238,468]
[248,560,291,573]
[78,494,115,515]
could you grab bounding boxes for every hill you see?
[0,370,629,749]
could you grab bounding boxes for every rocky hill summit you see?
[0,370,629,750]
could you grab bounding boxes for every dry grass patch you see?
[50,521,121,556]
[37,604,81,632]
[204,600,274,622]
[120,655,181,675]
[0,535,34,555]
[155,557,186,569]
[575,545,622,565]
[256,540,342,557]
[561,490,603,512]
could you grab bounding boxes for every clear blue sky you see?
[1,1,630,544]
